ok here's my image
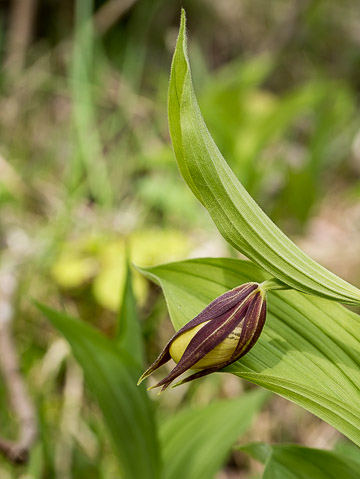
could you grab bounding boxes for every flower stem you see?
[259,278,291,293]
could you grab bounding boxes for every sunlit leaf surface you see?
[140,258,360,446]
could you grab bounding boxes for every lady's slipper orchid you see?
[138,281,270,392]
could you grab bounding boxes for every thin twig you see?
[0,268,37,464]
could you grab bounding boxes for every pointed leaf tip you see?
[167,10,360,306]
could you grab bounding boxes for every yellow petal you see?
[169,321,242,369]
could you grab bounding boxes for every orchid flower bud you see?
[138,282,268,392]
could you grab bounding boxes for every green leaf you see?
[139,257,360,446]
[116,257,144,364]
[36,302,161,479]
[168,10,360,306]
[241,442,360,479]
[334,439,360,464]
[160,389,268,479]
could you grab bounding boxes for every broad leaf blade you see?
[160,390,268,479]
[139,258,360,446]
[37,303,161,479]
[168,10,360,306]
[241,442,360,479]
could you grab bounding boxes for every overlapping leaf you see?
[168,10,360,305]
[240,442,360,479]
[139,258,360,446]
[36,302,161,479]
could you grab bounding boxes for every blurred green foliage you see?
[51,229,191,311]
[1,0,360,477]
[200,60,357,225]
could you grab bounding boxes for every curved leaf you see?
[168,10,360,305]
[139,258,360,446]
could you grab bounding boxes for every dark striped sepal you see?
[138,282,267,392]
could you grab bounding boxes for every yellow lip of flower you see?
[169,321,242,369]
[138,282,267,392]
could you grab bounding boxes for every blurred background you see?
[1,0,360,477]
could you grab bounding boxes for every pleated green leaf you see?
[240,442,360,479]
[160,390,268,479]
[36,302,161,479]
[168,10,360,306]
[139,258,360,446]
